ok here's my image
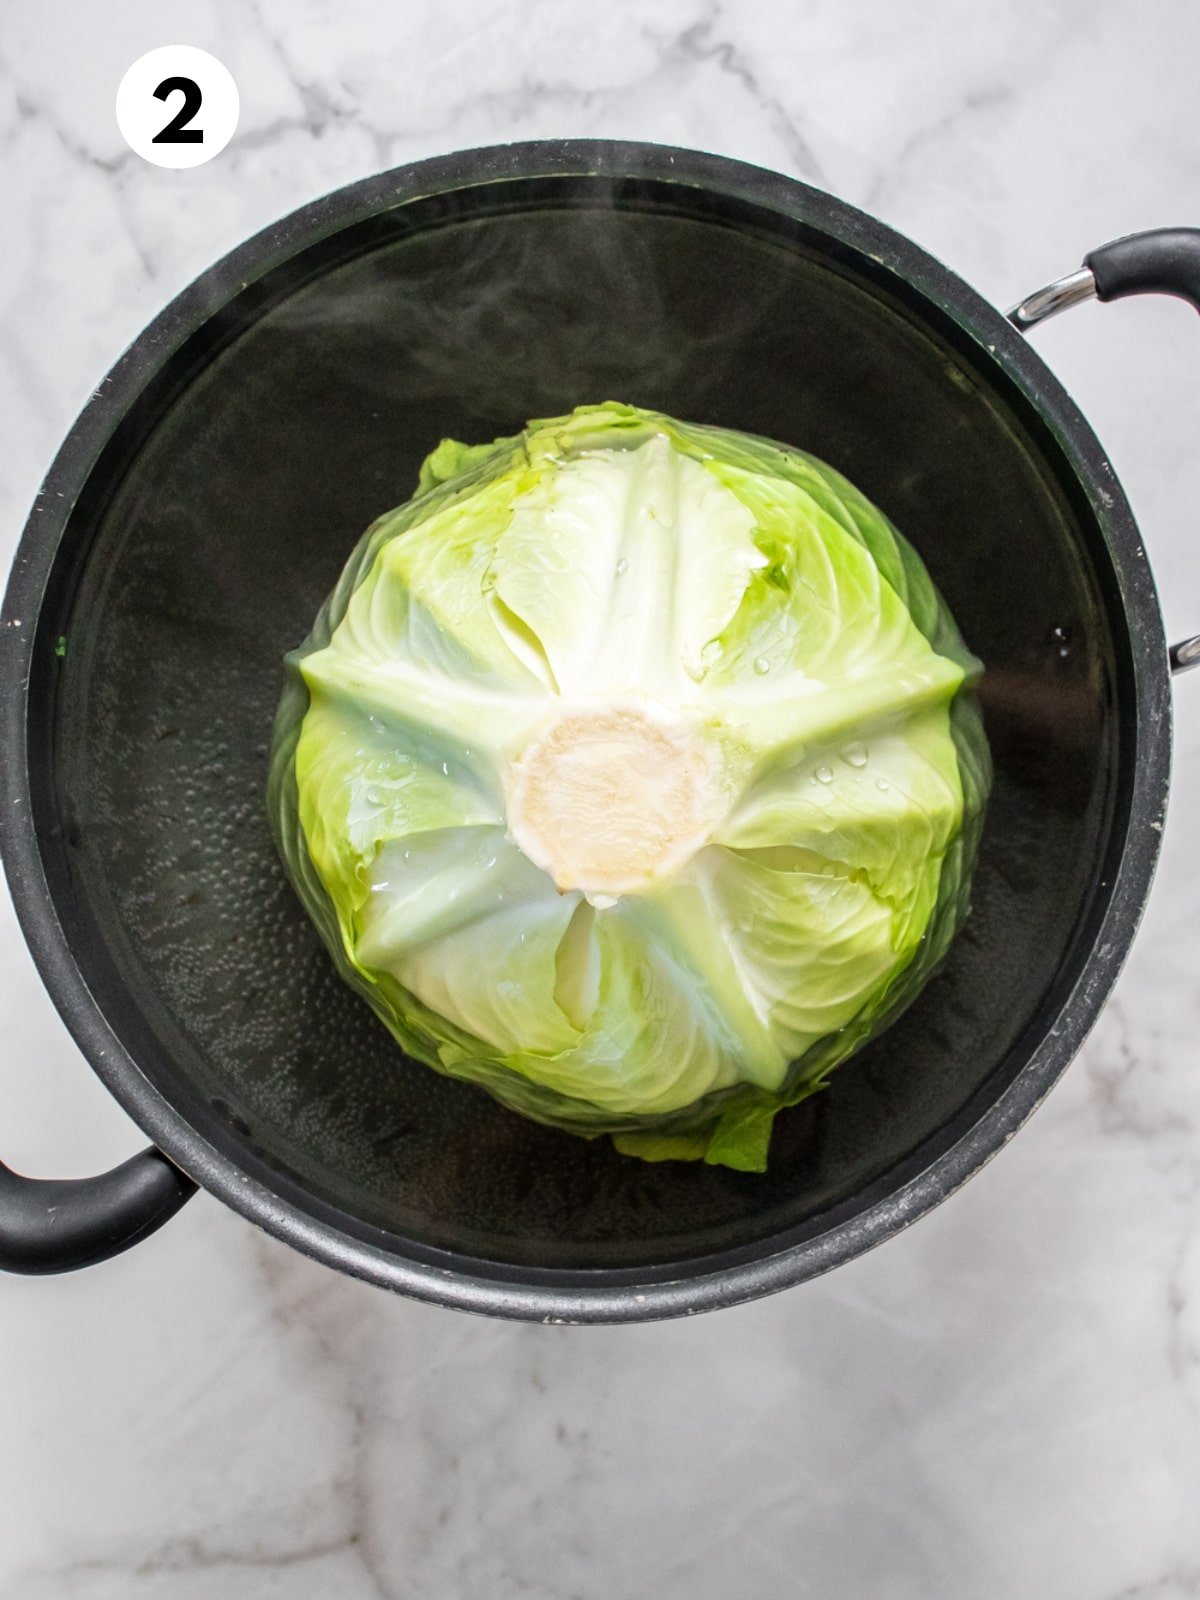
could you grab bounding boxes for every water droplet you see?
[366,784,387,805]
[440,761,450,776]
[841,740,868,768]
[616,557,629,575]
[876,778,890,792]
[815,764,833,784]
[753,656,771,675]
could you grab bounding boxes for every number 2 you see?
[152,76,203,144]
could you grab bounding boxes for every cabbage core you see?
[508,703,723,899]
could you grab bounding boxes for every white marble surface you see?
[2,0,1200,1594]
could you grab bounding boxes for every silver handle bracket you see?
[1007,266,1097,330]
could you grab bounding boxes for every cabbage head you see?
[268,403,990,1172]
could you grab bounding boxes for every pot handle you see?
[0,1148,196,1274]
[1009,226,1200,675]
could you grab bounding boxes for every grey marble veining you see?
[2,1,1200,1595]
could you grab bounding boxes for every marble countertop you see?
[2,1,1200,1595]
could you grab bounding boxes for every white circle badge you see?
[116,46,239,169]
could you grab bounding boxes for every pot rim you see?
[0,139,1172,1321]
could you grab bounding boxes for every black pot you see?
[2,142,1197,1322]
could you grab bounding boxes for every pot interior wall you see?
[39,183,1122,1272]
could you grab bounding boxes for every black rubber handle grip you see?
[0,1148,196,1274]
[1078,226,1200,676]
[1085,227,1200,312]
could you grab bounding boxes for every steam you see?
[259,178,798,453]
